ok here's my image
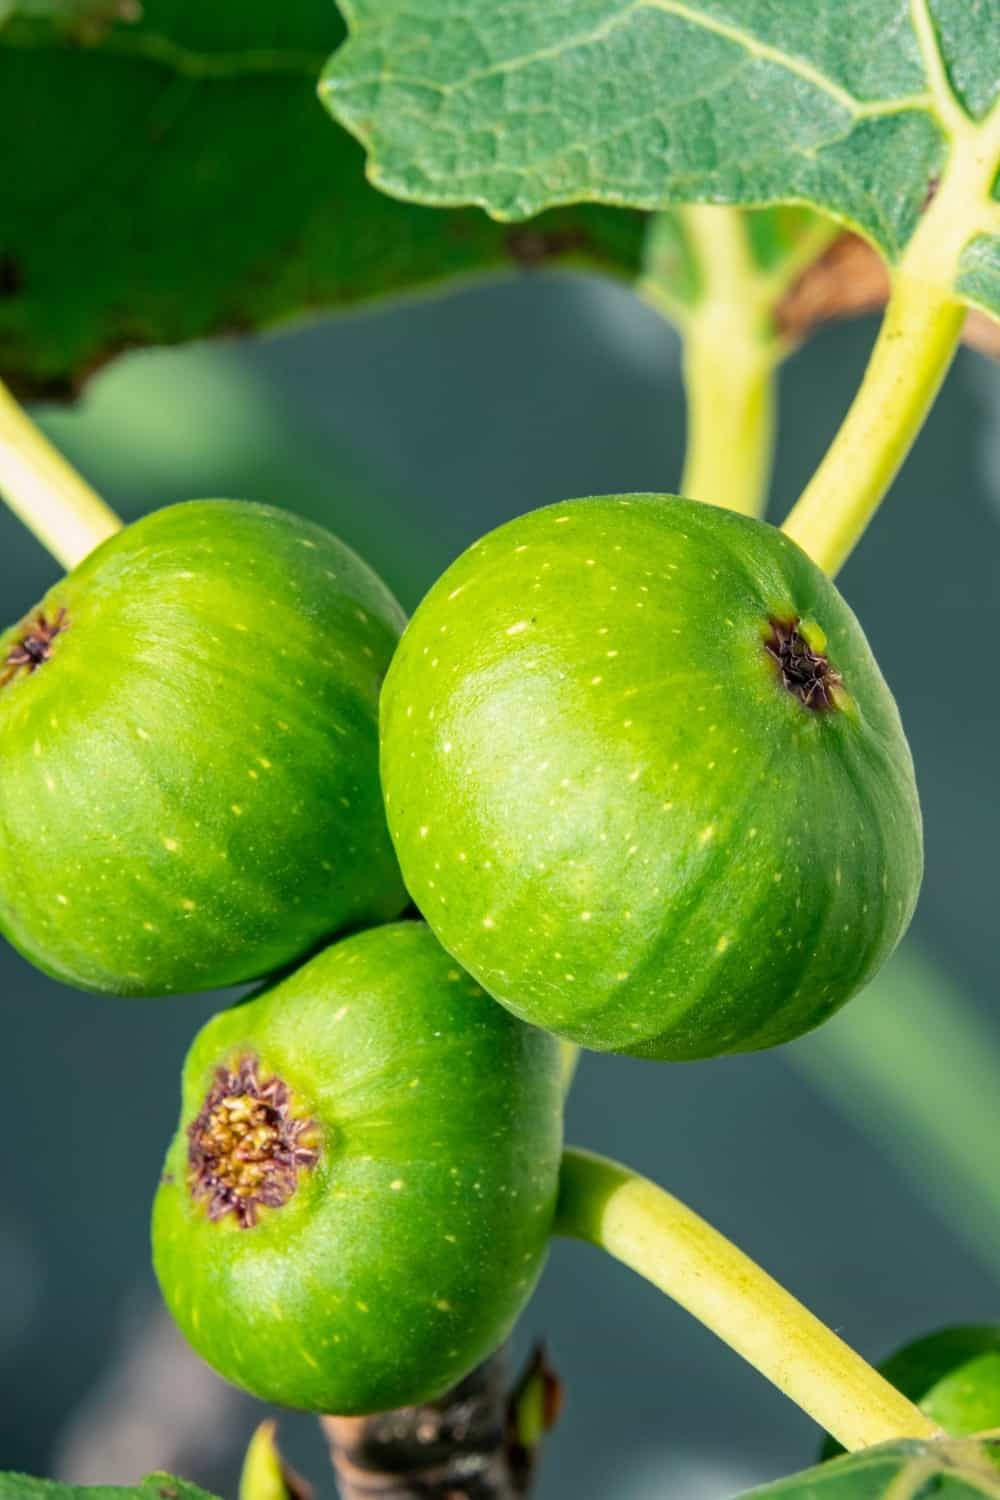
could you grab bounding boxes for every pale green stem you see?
[0,380,122,569]
[782,105,1000,576]
[780,274,965,575]
[560,1041,581,1095]
[650,205,779,520]
[556,1148,941,1452]
[239,1421,292,1500]
[681,318,776,517]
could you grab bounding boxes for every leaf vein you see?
[642,0,904,118]
[909,0,973,133]
[329,0,928,125]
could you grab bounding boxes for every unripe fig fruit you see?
[152,921,563,1415]
[823,1326,1000,1455]
[0,500,408,995]
[381,495,922,1059]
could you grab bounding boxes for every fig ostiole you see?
[380,494,922,1060]
[152,921,564,1416]
[0,499,408,996]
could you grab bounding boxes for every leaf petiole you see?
[0,380,122,570]
[643,206,779,519]
[642,205,841,521]
[555,1147,941,1452]
[782,100,1000,577]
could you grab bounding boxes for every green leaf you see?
[822,1327,1000,1461]
[0,1,644,396]
[322,3,941,244]
[929,0,1000,118]
[738,1440,1000,1500]
[322,1,1000,304]
[0,1475,219,1500]
[957,234,1000,319]
[640,204,838,324]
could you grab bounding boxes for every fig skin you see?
[152,921,563,1416]
[823,1326,1000,1455]
[0,499,408,996]
[380,494,923,1060]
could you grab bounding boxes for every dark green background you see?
[1,269,999,1499]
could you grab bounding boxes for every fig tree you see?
[380,495,922,1059]
[0,499,408,995]
[152,921,563,1415]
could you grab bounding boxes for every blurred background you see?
[2,268,999,1499]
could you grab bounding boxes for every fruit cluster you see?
[0,495,922,1414]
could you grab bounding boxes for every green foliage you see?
[0,1477,217,1500]
[322,3,942,242]
[958,236,1000,315]
[323,1,1000,314]
[0,0,643,396]
[929,1,1000,118]
[640,204,838,332]
[741,1440,1000,1500]
[824,1327,1000,1459]
[895,1332,1000,1437]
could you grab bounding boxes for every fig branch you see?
[0,379,121,568]
[782,83,1000,576]
[556,1148,941,1453]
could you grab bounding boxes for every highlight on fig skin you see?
[765,616,844,711]
[187,1055,319,1229]
[1,607,68,686]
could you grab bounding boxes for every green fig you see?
[0,500,408,995]
[380,495,922,1059]
[823,1326,1000,1456]
[152,921,563,1415]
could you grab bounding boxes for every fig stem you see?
[782,91,1000,576]
[0,379,122,569]
[555,1148,942,1452]
[679,302,775,519]
[640,205,838,521]
[672,206,778,519]
[559,1042,580,1095]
